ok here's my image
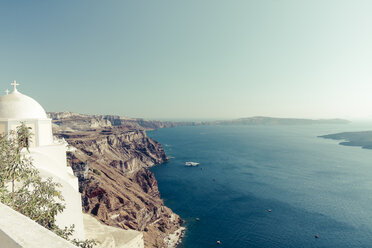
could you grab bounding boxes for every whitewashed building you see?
[0,81,145,248]
[0,81,85,240]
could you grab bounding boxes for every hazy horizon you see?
[1,1,371,119]
[49,111,372,123]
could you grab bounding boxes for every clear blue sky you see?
[0,0,371,119]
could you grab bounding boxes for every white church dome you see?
[0,84,47,119]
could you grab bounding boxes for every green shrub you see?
[0,123,97,248]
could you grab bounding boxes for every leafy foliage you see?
[0,123,97,248]
[72,239,99,248]
[0,124,36,208]
[15,176,65,229]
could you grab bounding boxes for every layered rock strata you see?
[51,113,183,248]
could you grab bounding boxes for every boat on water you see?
[185,162,200,167]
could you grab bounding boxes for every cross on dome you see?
[5,89,9,95]
[11,80,19,92]
[0,81,48,120]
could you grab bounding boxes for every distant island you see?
[141,116,350,127]
[320,131,372,149]
[208,116,350,126]
[48,113,350,130]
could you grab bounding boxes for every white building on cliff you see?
[0,81,85,239]
[0,81,144,248]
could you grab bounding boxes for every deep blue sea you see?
[148,124,372,248]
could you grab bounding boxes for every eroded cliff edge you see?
[50,112,184,248]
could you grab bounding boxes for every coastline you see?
[50,112,185,248]
[147,130,186,248]
[320,130,372,150]
[150,140,186,248]
[164,226,186,248]
[49,113,356,247]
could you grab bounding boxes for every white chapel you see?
[0,81,144,248]
[0,81,85,240]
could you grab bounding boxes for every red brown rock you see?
[51,113,184,248]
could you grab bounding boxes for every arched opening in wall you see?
[17,124,33,148]
[17,131,29,148]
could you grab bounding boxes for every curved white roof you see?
[0,89,48,119]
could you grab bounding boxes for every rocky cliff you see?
[49,112,181,131]
[51,113,184,248]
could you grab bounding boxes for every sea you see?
[148,123,372,248]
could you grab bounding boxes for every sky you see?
[0,0,371,120]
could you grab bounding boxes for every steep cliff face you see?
[51,114,184,248]
[61,130,167,173]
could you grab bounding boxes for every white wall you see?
[29,144,85,240]
[83,214,145,248]
[37,119,53,146]
[0,117,86,243]
[0,203,78,248]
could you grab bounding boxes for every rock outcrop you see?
[51,113,184,248]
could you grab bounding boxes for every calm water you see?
[148,124,372,248]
